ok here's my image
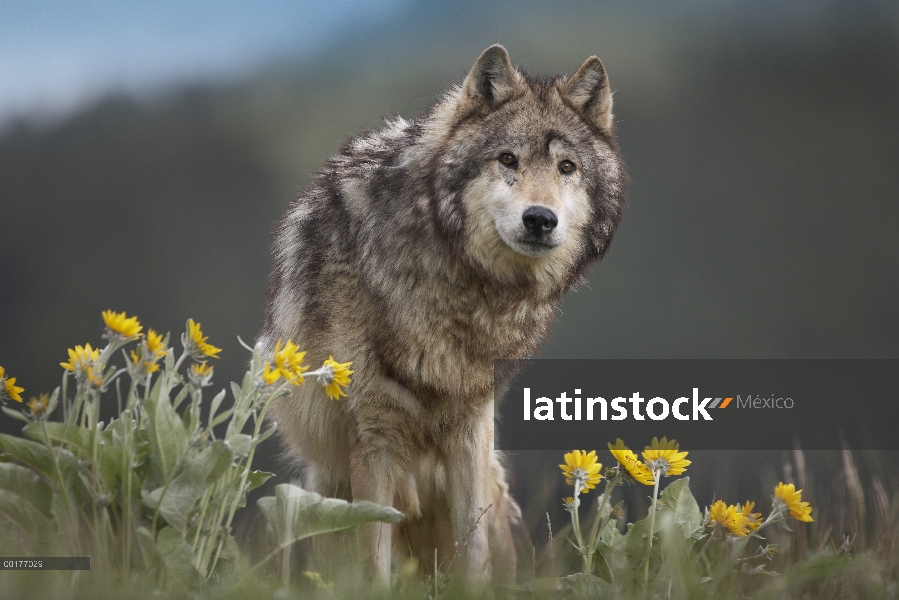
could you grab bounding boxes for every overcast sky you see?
[0,0,406,127]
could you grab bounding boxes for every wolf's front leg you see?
[442,408,493,583]
[349,400,414,585]
[350,445,399,584]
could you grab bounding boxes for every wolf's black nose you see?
[522,206,558,235]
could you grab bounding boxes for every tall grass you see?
[1,312,897,598]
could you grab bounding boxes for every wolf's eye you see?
[498,153,518,168]
[559,160,576,174]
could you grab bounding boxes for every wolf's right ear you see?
[564,56,613,131]
[457,45,520,118]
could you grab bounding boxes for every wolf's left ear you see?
[564,57,613,131]
[458,45,520,117]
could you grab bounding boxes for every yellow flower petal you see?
[1,366,25,403]
[608,439,655,486]
[102,310,143,338]
[321,356,352,400]
[560,449,602,492]
[642,437,691,477]
[709,500,750,536]
[186,319,221,359]
[774,482,813,522]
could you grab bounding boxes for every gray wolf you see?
[260,44,627,585]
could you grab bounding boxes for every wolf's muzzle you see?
[522,206,558,235]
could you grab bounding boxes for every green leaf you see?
[1,406,30,424]
[143,440,233,529]
[659,477,702,538]
[206,389,227,431]
[230,382,242,404]
[144,387,188,481]
[256,425,277,445]
[135,526,162,571]
[0,488,55,540]
[0,462,52,517]
[208,408,234,430]
[257,483,404,553]
[0,434,80,487]
[227,433,252,458]
[172,386,190,411]
[156,527,202,589]
[96,443,125,494]
[246,470,273,492]
[617,510,659,559]
[23,422,93,456]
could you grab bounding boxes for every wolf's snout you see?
[522,206,558,235]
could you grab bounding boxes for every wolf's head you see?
[428,45,626,288]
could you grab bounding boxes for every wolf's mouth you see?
[515,237,559,256]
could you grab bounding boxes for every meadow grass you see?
[1,312,897,599]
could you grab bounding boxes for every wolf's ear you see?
[458,45,519,117]
[564,56,613,131]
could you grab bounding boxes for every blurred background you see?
[1,0,898,566]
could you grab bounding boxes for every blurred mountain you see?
[1,0,898,534]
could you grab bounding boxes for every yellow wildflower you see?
[560,449,602,492]
[562,496,579,511]
[129,328,167,375]
[773,482,813,522]
[0,366,25,403]
[184,319,221,360]
[273,339,308,384]
[188,362,214,388]
[146,329,166,358]
[319,356,353,400]
[261,362,281,385]
[60,344,105,387]
[60,344,100,373]
[608,439,655,486]
[27,394,50,415]
[102,309,143,339]
[709,500,750,537]
[740,501,763,531]
[641,437,691,477]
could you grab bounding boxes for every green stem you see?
[585,474,618,574]
[643,470,661,589]
[570,485,588,573]
[207,389,281,576]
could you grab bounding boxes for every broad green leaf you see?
[51,484,82,548]
[227,433,252,458]
[0,434,80,487]
[617,511,660,559]
[659,477,702,538]
[0,488,54,540]
[210,534,239,578]
[257,483,404,552]
[143,441,233,529]
[135,526,162,571]
[156,526,202,589]
[96,443,126,494]
[0,462,52,517]
[144,388,188,481]
[23,422,93,457]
